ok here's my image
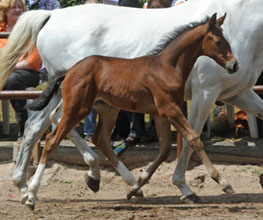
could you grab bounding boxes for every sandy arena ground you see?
[0,156,262,220]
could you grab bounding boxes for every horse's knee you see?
[12,169,26,186]
[83,152,99,167]
[189,137,204,152]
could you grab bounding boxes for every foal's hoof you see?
[180,193,201,204]
[223,185,235,194]
[135,189,144,198]
[127,187,142,200]
[84,173,100,192]
[127,188,136,200]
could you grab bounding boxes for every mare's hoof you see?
[25,200,35,211]
[223,185,235,194]
[135,189,144,198]
[84,173,100,192]
[180,193,201,204]
[26,203,35,211]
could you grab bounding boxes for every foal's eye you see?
[214,39,221,45]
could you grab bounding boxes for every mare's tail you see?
[0,10,51,90]
[28,73,66,111]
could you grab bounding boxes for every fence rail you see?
[0,32,10,38]
[252,85,263,94]
[0,90,42,100]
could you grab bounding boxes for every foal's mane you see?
[150,16,209,55]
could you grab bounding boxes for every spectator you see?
[84,108,97,142]
[25,0,60,10]
[124,112,145,146]
[118,0,141,7]
[147,0,172,8]
[0,0,42,143]
[102,0,118,5]
[171,0,185,7]
[256,72,263,137]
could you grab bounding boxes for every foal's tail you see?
[28,73,66,111]
[0,10,51,90]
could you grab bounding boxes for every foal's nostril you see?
[226,60,239,74]
[233,62,239,72]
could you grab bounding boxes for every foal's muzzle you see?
[226,58,239,74]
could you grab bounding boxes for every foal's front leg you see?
[162,103,233,197]
[127,115,171,199]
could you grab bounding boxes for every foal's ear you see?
[217,13,227,26]
[209,13,217,28]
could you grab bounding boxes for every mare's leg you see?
[223,89,263,119]
[127,115,171,199]
[12,92,60,204]
[93,102,143,196]
[224,89,263,138]
[49,100,101,191]
[173,90,219,202]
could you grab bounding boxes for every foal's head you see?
[202,13,239,74]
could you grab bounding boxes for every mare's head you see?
[202,13,239,74]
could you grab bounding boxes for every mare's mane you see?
[150,16,209,55]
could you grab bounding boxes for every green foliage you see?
[139,0,147,5]
[60,179,73,184]
[58,0,84,8]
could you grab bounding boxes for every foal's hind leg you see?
[25,101,91,209]
[49,100,101,192]
[93,103,143,197]
[127,115,171,199]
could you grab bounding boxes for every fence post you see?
[2,100,10,135]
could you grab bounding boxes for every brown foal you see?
[34,13,239,202]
